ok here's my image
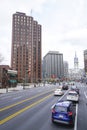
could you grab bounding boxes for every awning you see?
[9,80,17,83]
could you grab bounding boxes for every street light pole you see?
[5,69,8,93]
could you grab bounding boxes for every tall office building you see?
[11,12,42,82]
[43,51,64,79]
[74,52,79,70]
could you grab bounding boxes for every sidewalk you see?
[0,83,46,94]
[0,84,34,94]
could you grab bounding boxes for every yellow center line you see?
[0,89,54,112]
[0,93,53,125]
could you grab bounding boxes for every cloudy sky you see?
[0,0,87,68]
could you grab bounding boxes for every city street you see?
[0,83,87,130]
[0,1,87,130]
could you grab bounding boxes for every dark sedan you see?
[62,84,68,90]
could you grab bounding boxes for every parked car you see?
[67,90,79,102]
[54,89,64,96]
[51,100,75,126]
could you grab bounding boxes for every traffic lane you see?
[0,89,70,126]
[0,84,57,99]
[57,89,78,130]
[0,86,68,121]
[1,88,67,124]
[0,95,74,130]
[0,88,55,108]
[0,84,57,107]
[77,86,87,130]
[0,96,59,129]
[0,94,54,125]
[63,83,87,130]
[0,83,58,98]
[0,91,54,120]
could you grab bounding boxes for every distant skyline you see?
[0,0,87,68]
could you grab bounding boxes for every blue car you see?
[51,100,75,126]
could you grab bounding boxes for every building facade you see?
[11,12,42,82]
[43,51,64,80]
[68,68,84,81]
[0,65,9,84]
[0,65,10,87]
[84,49,87,75]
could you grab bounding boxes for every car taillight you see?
[68,112,73,116]
[52,108,55,113]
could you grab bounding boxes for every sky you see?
[0,0,87,69]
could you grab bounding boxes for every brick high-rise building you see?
[11,12,42,82]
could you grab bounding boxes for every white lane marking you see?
[84,92,87,98]
[51,89,69,109]
[74,103,78,130]
[13,96,22,100]
[58,89,69,101]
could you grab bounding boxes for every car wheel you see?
[70,120,74,127]
[77,100,79,103]
[52,119,55,123]
[71,122,74,127]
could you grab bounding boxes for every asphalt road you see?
[0,83,87,130]
[77,83,87,130]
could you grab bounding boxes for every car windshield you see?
[69,92,77,96]
[71,85,77,89]
[55,106,67,112]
